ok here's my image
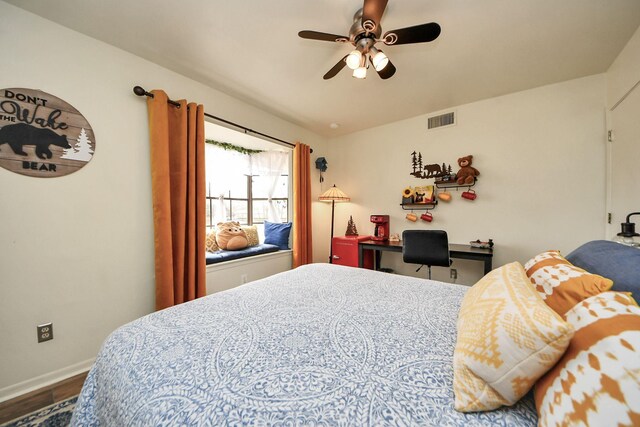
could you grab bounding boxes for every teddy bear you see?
[215,221,248,251]
[455,155,480,185]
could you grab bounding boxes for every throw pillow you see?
[215,221,248,251]
[242,225,260,247]
[205,229,219,252]
[524,250,613,316]
[535,291,640,426]
[453,262,574,412]
[264,221,292,250]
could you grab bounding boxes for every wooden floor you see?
[0,371,88,424]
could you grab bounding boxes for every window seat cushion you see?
[205,243,280,265]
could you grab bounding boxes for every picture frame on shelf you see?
[413,185,435,203]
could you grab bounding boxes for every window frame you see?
[205,173,289,228]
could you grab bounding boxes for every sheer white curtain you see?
[251,150,289,222]
[204,144,250,225]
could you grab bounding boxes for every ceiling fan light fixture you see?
[346,49,362,70]
[370,48,389,71]
[298,0,441,80]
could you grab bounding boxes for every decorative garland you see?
[205,139,263,155]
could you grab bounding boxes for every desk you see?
[358,239,493,275]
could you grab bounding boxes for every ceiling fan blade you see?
[383,22,441,45]
[362,0,388,33]
[373,58,396,79]
[323,56,348,80]
[298,30,349,43]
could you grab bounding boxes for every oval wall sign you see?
[0,88,95,178]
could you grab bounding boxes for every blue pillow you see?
[566,240,640,302]
[264,221,292,250]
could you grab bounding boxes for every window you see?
[205,175,289,227]
[249,174,289,224]
[204,140,290,228]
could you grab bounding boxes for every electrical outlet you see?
[241,274,248,284]
[37,323,53,343]
[450,269,457,280]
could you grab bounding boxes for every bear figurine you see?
[455,155,480,185]
[215,221,248,251]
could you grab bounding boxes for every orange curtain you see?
[293,142,313,267]
[147,90,206,310]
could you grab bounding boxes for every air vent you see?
[427,111,455,130]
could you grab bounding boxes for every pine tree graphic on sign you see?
[61,128,94,161]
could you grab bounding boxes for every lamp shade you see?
[319,185,350,202]
[370,47,389,71]
[352,67,367,79]
[346,50,362,70]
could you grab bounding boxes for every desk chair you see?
[402,230,452,279]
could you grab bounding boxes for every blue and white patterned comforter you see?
[71,264,537,426]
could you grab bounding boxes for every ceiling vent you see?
[427,111,455,130]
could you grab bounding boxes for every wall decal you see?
[0,88,95,177]
[409,151,452,180]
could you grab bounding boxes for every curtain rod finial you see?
[133,86,147,96]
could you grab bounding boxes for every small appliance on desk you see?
[370,215,389,241]
[470,239,494,249]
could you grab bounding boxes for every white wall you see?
[325,75,608,285]
[0,2,327,400]
[1,0,636,402]
[605,25,640,239]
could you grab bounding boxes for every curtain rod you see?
[133,86,310,152]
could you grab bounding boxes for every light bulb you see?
[613,234,640,247]
[346,50,362,70]
[353,67,367,79]
[372,50,389,71]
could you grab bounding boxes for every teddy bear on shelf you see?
[455,155,480,185]
[215,221,248,251]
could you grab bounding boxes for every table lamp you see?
[613,212,640,247]
[319,184,350,263]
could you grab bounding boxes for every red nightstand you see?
[332,236,374,269]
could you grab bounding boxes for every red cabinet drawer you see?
[332,236,373,269]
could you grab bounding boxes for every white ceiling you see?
[7,0,640,137]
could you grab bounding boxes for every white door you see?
[607,83,640,239]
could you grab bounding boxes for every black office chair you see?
[402,230,452,279]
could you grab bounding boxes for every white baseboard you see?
[0,358,94,403]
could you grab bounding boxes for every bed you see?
[71,263,537,426]
[71,240,639,426]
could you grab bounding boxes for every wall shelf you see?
[434,178,476,189]
[400,201,437,210]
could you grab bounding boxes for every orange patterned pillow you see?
[453,262,574,412]
[535,291,640,426]
[524,250,613,316]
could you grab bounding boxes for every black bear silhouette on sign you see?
[0,123,71,159]
[423,163,442,178]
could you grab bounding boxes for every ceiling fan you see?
[298,0,441,80]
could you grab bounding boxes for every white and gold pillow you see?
[205,228,219,252]
[535,291,640,426]
[242,225,260,247]
[453,262,574,412]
